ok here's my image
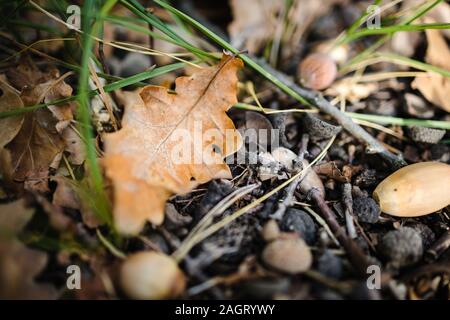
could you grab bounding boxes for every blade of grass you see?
[347,112,450,130]
[342,0,445,71]
[125,0,406,168]
[234,103,450,130]
[119,0,215,61]
[138,0,311,106]
[76,0,118,226]
[343,22,450,43]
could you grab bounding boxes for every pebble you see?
[352,196,380,223]
[410,223,435,249]
[317,250,343,279]
[407,126,446,144]
[354,169,378,188]
[379,227,423,268]
[430,144,450,163]
[262,238,312,274]
[280,208,317,245]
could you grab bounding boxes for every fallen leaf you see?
[52,176,79,210]
[326,78,379,103]
[0,199,34,234]
[0,199,58,299]
[282,0,345,59]
[52,176,101,228]
[62,126,85,166]
[5,107,65,182]
[411,24,450,112]
[0,240,59,299]
[0,80,24,148]
[228,0,282,53]
[103,54,243,234]
[2,61,85,188]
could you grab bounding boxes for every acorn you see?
[298,53,337,90]
[373,162,450,217]
[120,251,185,300]
[262,237,312,274]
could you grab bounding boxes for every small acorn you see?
[262,237,312,274]
[373,162,450,217]
[120,251,185,300]
[298,53,337,90]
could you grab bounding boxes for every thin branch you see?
[251,56,406,170]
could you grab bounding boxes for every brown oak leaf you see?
[1,61,85,190]
[103,54,243,234]
[0,80,24,148]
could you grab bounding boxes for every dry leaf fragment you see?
[2,61,85,189]
[0,240,59,299]
[0,81,24,148]
[0,199,34,234]
[103,55,243,234]
[5,108,65,182]
[228,0,282,53]
[411,23,450,112]
[0,199,58,299]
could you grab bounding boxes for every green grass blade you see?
[144,0,310,106]
[344,23,450,43]
[347,112,450,130]
[120,0,214,60]
[76,0,118,226]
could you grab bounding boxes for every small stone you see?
[379,227,423,268]
[407,126,445,144]
[302,114,342,141]
[261,220,280,242]
[262,238,312,274]
[354,169,378,188]
[430,144,450,162]
[352,197,380,223]
[409,223,435,249]
[317,250,343,279]
[280,208,316,245]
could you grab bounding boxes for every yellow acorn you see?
[373,162,450,217]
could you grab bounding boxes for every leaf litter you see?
[0,0,450,301]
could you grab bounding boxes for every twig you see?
[134,0,406,169]
[309,189,370,277]
[342,183,357,239]
[426,231,450,261]
[172,137,336,262]
[270,134,310,220]
[251,56,406,170]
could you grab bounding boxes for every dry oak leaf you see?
[103,55,243,234]
[0,80,24,148]
[411,22,450,112]
[5,107,65,182]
